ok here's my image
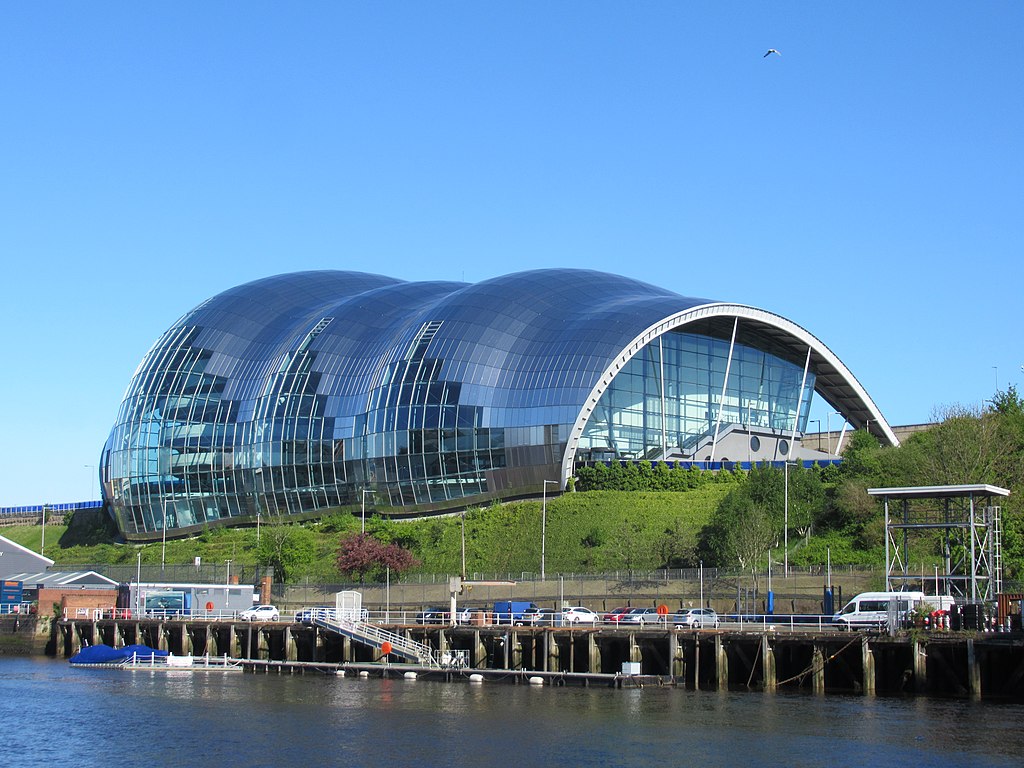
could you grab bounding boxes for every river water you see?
[2,657,1020,768]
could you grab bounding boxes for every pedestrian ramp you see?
[313,614,438,667]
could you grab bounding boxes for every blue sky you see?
[1,3,1021,506]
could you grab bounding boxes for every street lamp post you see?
[541,479,559,581]
[40,504,48,555]
[361,489,373,534]
[161,504,167,574]
[136,551,142,616]
[460,511,467,579]
[699,560,704,609]
[784,462,790,577]
[826,412,842,455]
[809,419,821,451]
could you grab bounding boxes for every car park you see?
[562,606,599,624]
[673,608,720,629]
[239,604,280,622]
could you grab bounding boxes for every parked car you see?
[416,607,448,624]
[620,607,663,625]
[673,608,720,629]
[562,606,599,624]
[455,606,488,625]
[527,608,563,626]
[240,605,280,622]
[603,607,632,623]
[294,606,334,624]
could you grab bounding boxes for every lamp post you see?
[161,504,167,574]
[783,462,789,577]
[226,559,232,584]
[361,489,373,534]
[826,412,842,455]
[541,479,559,581]
[256,509,261,545]
[809,419,821,451]
[40,504,48,555]
[699,560,704,609]
[460,511,467,579]
[136,551,142,616]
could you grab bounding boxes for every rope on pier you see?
[776,636,862,688]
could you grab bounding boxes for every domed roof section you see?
[409,269,716,412]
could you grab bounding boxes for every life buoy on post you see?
[206,601,214,612]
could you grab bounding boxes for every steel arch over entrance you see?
[561,302,897,484]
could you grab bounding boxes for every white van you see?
[832,591,955,630]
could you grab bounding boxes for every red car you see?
[604,607,632,623]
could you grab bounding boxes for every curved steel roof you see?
[128,267,895,447]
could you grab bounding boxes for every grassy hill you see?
[0,486,733,582]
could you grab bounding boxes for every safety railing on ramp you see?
[313,614,438,667]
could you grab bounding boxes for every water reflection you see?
[2,659,1021,768]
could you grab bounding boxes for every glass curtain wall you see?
[578,329,815,460]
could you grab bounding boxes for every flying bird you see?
[763,49,781,57]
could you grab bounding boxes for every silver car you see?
[673,608,720,629]
[620,607,664,625]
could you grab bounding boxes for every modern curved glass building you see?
[101,269,896,541]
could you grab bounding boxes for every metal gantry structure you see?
[869,484,1010,604]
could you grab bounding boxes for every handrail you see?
[314,614,438,666]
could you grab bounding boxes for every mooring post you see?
[694,637,702,691]
[966,638,981,699]
[812,645,825,695]
[587,632,600,673]
[715,635,728,691]
[669,632,684,680]
[284,626,297,661]
[761,636,776,693]
[861,636,875,696]
[547,630,559,672]
[474,629,486,670]
[630,631,642,665]
[913,638,927,694]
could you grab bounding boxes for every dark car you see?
[528,608,563,626]
[416,607,448,624]
[294,606,334,624]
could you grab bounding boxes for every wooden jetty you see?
[53,616,1024,700]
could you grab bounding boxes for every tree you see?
[256,515,317,582]
[336,532,419,582]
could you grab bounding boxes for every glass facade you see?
[579,330,815,460]
[101,269,819,540]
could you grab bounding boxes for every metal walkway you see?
[314,615,438,667]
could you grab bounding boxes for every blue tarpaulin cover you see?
[69,644,169,665]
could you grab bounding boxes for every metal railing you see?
[313,612,438,666]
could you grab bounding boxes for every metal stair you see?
[313,614,438,667]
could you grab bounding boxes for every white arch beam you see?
[560,303,898,484]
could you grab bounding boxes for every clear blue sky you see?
[1,3,1021,506]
